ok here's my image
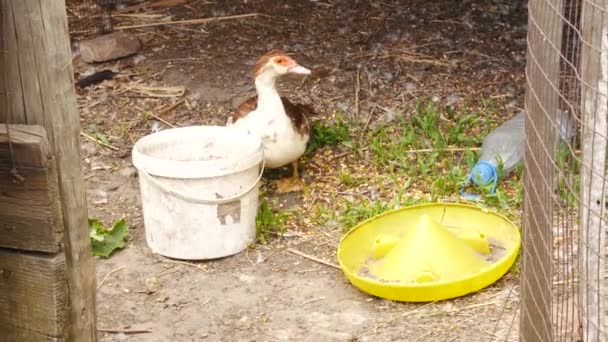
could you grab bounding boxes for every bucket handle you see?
[138,159,265,205]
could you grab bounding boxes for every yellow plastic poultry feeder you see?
[337,203,521,302]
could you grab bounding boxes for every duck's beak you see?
[289,64,311,75]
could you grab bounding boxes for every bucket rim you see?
[132,125,263,179]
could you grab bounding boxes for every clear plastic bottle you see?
[469,111,525,190]
[462,110,575,198]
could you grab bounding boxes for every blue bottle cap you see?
[460,161,499,200]
[470,161,498,186]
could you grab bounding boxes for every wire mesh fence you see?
[520,0,608,341]
[65,0,117,41]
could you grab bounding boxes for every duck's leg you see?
[275,160,305,193]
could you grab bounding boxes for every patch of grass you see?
[367,99,498,200]
[556,143,581,208]
[88,124,111,145]
[311,202,339,226]
[256,197,289,244]
[339,171,369,187]
[305,114,351,155]
[471,164,524,221]
[305,97,525,246]
[340,193,423,232]
[364,97,525,218]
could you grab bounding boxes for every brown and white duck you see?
[227,50,315,193]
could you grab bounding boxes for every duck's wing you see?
[229,96,258,125]
[281,97,316,136]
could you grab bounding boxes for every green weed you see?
[256,197,289,244]
[305,114,351,155]
[340,193,423,232]
[339,171,369,187]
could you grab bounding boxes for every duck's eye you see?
[275,58,286,64]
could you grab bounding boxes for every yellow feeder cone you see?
[368,214,490,283]
[457,231,491,255]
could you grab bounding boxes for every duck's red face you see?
[270,55,311,75]
[253,50,311,78]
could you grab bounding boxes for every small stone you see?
[404,82,417,91]
[326,220,339,228]
[238,274,255,284]
[105,182,121,192]
[81,141,98,157]
[145,276,158,292]
[384,109,397,123]
[383,72,395,82]
[336,101,352,115]
[90,157,110,171]
[94,190,108,205]
[156,292,169,302]
[506,100,518,109]
[79,32,142,63]
[150,121,162,133]
[120,166,138,178]
[445,93,460,107]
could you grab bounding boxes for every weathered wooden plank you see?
[0,164,62,252]
[0,124,51,166]
[0,125,62,252]
[0,321,62,342]
[0,249,68,340]
[11,1,98,340]
[0,1,6,123]
[10,0,45,125]
[579,2,608,341]
[2,0,25,124]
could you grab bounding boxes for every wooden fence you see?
[0,1,97,340]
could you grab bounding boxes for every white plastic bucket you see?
[132,125,264,260]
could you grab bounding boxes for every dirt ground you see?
[73,0,528,340]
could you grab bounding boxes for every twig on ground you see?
[158,99,185,117]
[97,265,126,289]
[246,248,255,266]
[329,147,369,161]
[259,248,284,263]
[156,266,182,277]
[98,328,152,334]
[200,298,211,307]
[412,331,434,342]
[146,99,185,128]
[443,301,497,314]
[119,84,185,98]
[286,248,340,270]
[405,147,481,153]
[355,68,361,118]
[363,104,376,132]
[80,131,120,151]
[300,297,326,306]
[147,111,178,128]
[113,0,187,14]
[161,258,208,272]
[115,13,269,30]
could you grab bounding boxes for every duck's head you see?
[252,50,311,81]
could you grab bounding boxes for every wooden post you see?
[579,2,608,341]
[0,0,97,341]
[520,0,564,340]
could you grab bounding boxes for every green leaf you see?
[89,124,110,145]
[89,218,106,241]
[89,217,129,258]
